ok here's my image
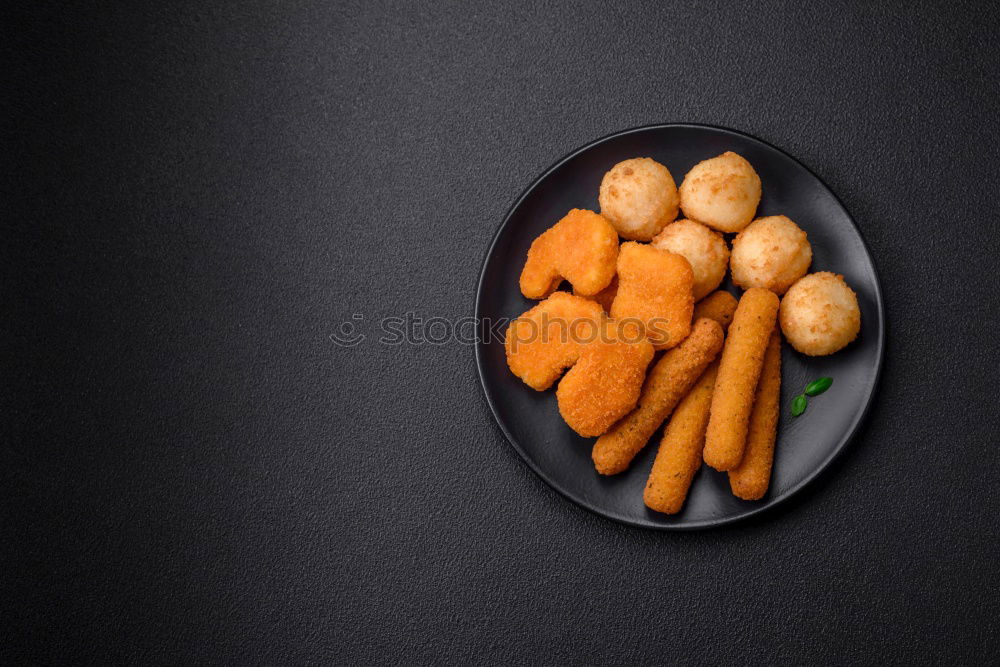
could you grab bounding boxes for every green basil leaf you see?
[791,394,808,417]
[804,377,833,396]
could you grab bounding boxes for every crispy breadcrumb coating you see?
[505,292,604,390]
[644,361,719,514]
[557,318,655,436]
[610,242,694,350]
[573,275,618,313]
[520,209,619,299]
[728,327,782,500]
[505,292,653,437]
[703,288,779,471]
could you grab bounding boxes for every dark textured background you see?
[5,1,999,663]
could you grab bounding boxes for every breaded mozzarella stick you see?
[703,287,779,471]
[729,327,782,500]
[644,361,719,514]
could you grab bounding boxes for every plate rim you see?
[473,122,886,530]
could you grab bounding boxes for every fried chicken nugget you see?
[505,292,654,437]
[557,318,655,437]
[703,288,780,471]
[520,209,619,299]
[728,327,781,500]
[573,275,618,313]
[505,292,604,390]
[644,361,719,514]
[592,318,723,475]
[610,241,693,350]
[693,290,738,331]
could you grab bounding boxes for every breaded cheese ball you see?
[651,219,730,300]
[678,152,761,233]
[730,215,812,295]
[598,158,679,241]
[779,272,861,356]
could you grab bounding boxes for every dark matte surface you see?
[4,1,999,663]
[477,124,885,529]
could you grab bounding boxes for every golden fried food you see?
[678,152,761,233]
[703,288,779,471]
[693,290,738,331]
[728,328,781,500]
[610,242,693,350]
[592,318,724,475]
[505,292,653,437]
[730,215,812,295]
[557,318,655,436]
[519,209,619,299]
[651,219,730,300]
[643,361,718,514]
[598,158,679,241]
[505,292,604,390]
[779,272,860,356]
[573,275,618,313]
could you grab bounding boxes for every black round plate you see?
[475,124,885,529]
